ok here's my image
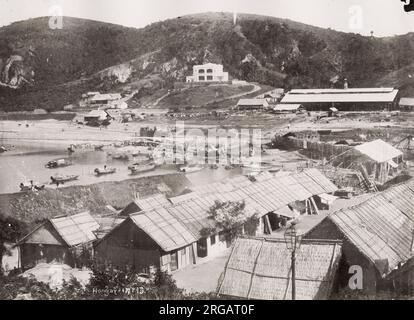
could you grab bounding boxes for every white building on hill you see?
[186,63,229,83]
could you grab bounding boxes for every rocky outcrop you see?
[0,54,34,89]
[98,62,132,84]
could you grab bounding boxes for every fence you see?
[273,136,352,161]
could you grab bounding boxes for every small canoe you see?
[94,167,116,175]
[50,174,79,184]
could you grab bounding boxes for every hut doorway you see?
[170,252,178,271]
[196,238,208,258]
[267,213,280,231]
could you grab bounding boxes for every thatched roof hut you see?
[217,237,342,300]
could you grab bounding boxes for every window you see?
[210,235,216,245]
[207,75,213,81]
[207,69,213,73]
[219,232,226,242]
[198,69,205,73]
[199,76,205,81]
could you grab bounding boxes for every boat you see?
[45,158,73,168]
[94,166,116,175]
[112,153,129,161]
[0,146,7,153]
[128,162,156,175]
[50,174,79,184]
[94,145,104,151]
[178,165,203,173]
[20,181,45,192]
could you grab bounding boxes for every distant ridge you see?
[0,12,413,111]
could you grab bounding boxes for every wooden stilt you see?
[264,215,272,234]
[310,197,320,215]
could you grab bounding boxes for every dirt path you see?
[205,83,261,106]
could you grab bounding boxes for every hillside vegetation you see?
[1,13,414,111]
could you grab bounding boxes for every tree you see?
[0,216,27,275]
[205,200,259,242]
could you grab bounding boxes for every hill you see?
[1,12,414,111]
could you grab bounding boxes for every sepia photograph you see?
[1,0,414,308]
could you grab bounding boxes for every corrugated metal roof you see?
[281,89,398,103]
[354,139,402,163]
[218,237,342,300]
[130,208,196,252]
[168,192,200,205]
[49,212,100,247]
[330,193,414,274]
[112,170,337,249]
[290,88,395,94]
[133,194,171,211]
[167,197,217,238]
[275,175,312,200]
[292,172,326,195]
[380,179,414,221]
[302,168,338,193]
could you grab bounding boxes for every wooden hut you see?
[17,212,100,270]
[94,207,197,274]
[305,179,414,294]
[332,139,404,185]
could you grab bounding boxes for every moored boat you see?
[178,165,203,173]
[20,181,45,192]
[50,174,79,184]
[45,158,73,168]
[128,163,156,175]
[112,153,129,160]
[94,145,104,151]
[94,166,116,175]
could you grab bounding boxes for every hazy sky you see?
[1,0,414,37]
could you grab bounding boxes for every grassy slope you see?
[0,173,191,227]
[157,84,254,109]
